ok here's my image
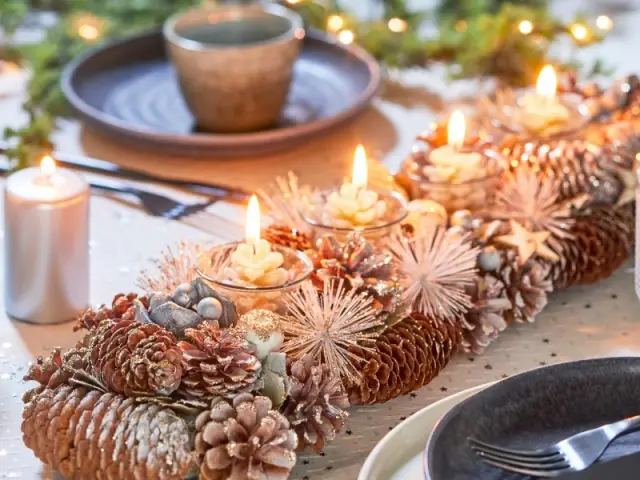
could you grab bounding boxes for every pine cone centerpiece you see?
[281,354,350,452]
[346,313,461,405]
[90,319,183,396]
[307,233,398,312]
[195,393,298,480]
[178,322,261,399]
[74,293,149,332]
[22,385,193,480]
[263,224,313,251]
[23,346,89,400]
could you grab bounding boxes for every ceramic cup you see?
[164,3,304,133]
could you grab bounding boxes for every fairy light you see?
[570,23,589,42]
[518,20,533,35]
[286,0,301,4]
[338,29,355,45]
[596,15,613,31]
[78,24,99,40]
[388,17,408,33]
[327,14,344,32]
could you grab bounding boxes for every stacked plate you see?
[359,358,640,479]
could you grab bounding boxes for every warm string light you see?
[388,17,408,33]
[78,24,99,40]
[338,29,355,45]
[570,23,589,42]
[518,20,533,35]
[596,15,613,31]
[327,14,344,32]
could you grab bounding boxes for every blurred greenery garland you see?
[0,0,611,169]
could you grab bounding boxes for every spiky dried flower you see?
[281,279,384,385]
[258,171,314,232]
[137,241,204,295]
[389,219,479,321]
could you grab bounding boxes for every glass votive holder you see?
[301,188,408,243]
[196,242,313,315]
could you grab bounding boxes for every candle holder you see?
[196,242,313,315]
[301,188,408,242]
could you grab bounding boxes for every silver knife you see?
[560,451,640,479]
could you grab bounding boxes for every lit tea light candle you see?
[519,65,569,132]
[325,145,387,227]
[229,195,288,287]
[4,156,89,324]
[424,111,486,183]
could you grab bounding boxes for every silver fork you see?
[469,414,640,477]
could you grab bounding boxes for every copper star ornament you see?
[495,220,559,264]
[613,166,636,206]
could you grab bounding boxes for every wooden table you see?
[1,2,640,478]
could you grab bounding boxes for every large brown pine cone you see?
[74,293,149,332]
[22,385,193,479]
[461,275,511,355]
[195,393,298,480]
[90,320,183,396]
[548,203,635,288]
[263,224,313,251]
[346,313,461,405]
[281,354,350,452]
[178,322,261,399]
[307,233,398,312]
[23,346,89,400]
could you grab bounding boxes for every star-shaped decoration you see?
[613,166,636,206]
[494,220,559,264]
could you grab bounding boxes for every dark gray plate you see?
[426,358,640,480]
[61,29,380,156]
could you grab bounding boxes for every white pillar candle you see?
[4,157,90,324]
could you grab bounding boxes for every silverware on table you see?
[469,414,640,477]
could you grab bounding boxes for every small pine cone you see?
[178,322,261,399]
[495,251,553,323]
[22,385,193,479]
[461,275,511,355]
[263,224,313,251]
[548,203,635,288]
[281,354,350,452]
[346,313,461,405]
[195,393,298,480]
[23,346,89,393]
[74,293,149,332]
[90,320,183,396]
[307,233,398,312]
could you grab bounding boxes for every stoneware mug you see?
[164,3,304,133]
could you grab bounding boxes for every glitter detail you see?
[235,310,282,341]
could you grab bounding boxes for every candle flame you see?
[246,194,261,245]
[40,156,56,177]
[447,110,466,150]
[536,65,557,99]
[352,145,368,187]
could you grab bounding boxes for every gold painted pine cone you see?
[263,224,313,251]
[345,313,461,405]
[23,345,89,401]
[90,319,183,396]
[74,293,149,332]
[281,354,350,452]
[22,385,193,480]
[195,393,298,480]
[178,322,262,399]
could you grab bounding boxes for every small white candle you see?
[324,145,387,227]
[4,156,90,324]
[519,65,569,132]
[229,195,288,287]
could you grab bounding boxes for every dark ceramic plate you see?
[61,29,380,156]
[426,358,640,480]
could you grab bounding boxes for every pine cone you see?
[548,203,635,288]
[178,322,261,399]
[461,275,511,355]
[346,313,461,405]
[23,346,89,397]
[281,354,350,452]
[263,224,313,251]
[74,293,149,332]
[495,251,553,324]
[90,320,183,396]
[195,393,297,480]
[307,233,398,312]
[22,385,193,479]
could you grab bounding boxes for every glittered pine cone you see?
[548,203,635,288]
[307,233,399,312]
[495,251,553,324]
[345,313,461,405]
[263,224,313,251]
[74,293,149,332]
[195,393,298,480]
[23,345,89,401]
[281,354,350,452]
[90,319,183,396]
[22,385,193,480]
[178,321,261,399]
[461,275,511,355]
